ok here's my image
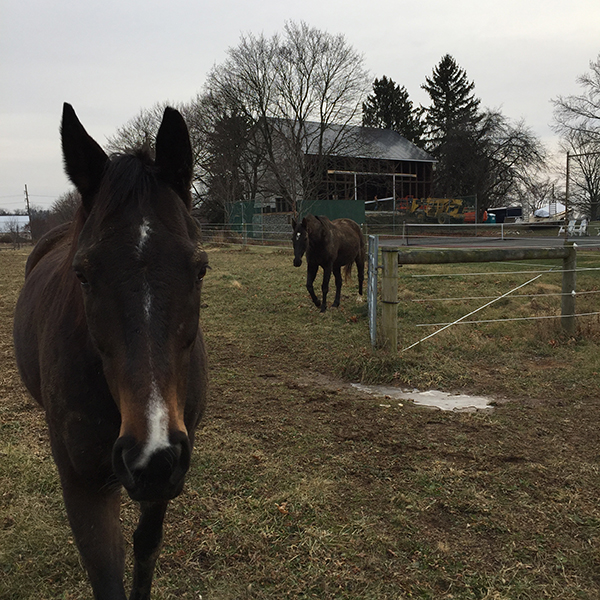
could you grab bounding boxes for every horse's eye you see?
[196,264,209,283]
[74,270,90,288]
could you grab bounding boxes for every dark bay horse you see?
[13,104,209,600]
[292,214,365,312]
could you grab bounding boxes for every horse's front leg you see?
[331,265,343,308]
[54,444,126,600]
[129,500,169,600]
[306,262,321,308]
[320,265,332,312]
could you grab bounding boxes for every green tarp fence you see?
[229,200,365,236]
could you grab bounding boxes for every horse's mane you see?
[306,214,332,248]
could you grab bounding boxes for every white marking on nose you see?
[135,381,170,469]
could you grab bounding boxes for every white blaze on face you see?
[133,217,170,468]
[143,280,152,322]
[138,218,151,252]
[138,218,153,322]
[135,380,170,469]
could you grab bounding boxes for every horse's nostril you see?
[171,442,182,461]
[112,435,136,488]
[113,433,191,501]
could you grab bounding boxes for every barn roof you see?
[302,121,435,163]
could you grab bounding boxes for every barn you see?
[248,121,435,228]
[311,123,435,206]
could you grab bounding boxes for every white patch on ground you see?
[352,383,494,412]
[135,381,170,469]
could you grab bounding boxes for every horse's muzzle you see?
[112,432,191,501]
[293,258,302,267]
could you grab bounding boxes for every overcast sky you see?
[1,0,598,211]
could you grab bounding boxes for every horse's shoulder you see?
[337,218,363,237]
[334,217,356,227]
[25,222,73,278]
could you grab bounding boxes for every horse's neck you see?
[307,227,332,260]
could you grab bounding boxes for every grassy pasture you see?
[2,243,600,599]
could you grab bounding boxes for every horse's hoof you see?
[314,300,321,308]
[320,305,327,313]
[331,302,340,308]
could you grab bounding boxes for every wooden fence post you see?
[561,242,577,336]
[381,247,398,351]
[366,244,580,352]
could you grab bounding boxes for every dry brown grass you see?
[2,244,600,599]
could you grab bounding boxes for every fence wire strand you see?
[416,311,600,327]
[408,266,600,278]
[411,290,600,303]
[402,273,545,352]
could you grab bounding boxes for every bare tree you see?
[50,189,81,224]
[105,101,210,208]
[473,111,546,212]
[1,217,22,248]
[184,92,267,222]
[553,54,600,142]
[561,130,600,219]
[512,171,563,218]
[105,103,169,154]
[205,21,370,215]
[552,54,600,219]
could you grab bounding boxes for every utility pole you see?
[564,153,570,241]
[24,184,32,241]
[24,184,31,218]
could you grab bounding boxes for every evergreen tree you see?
[421,55,545,211]
[422,54,482,145]
[422,55,483,197]
[362,76,423,145]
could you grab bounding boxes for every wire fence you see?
[399,261,600,351]
[367,235,600,351]
[199,220,600,250]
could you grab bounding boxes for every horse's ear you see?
[301,217,307,228]
[155,107,193,210]
[292,218,297,230]
[61,103,109,214]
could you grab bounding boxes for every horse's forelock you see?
[94,150,157,221]
[60,150,162,275]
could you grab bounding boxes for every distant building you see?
[230,121,435,236]
[257,120,435,214]
[313,123,435,204]
[0,214,31,240]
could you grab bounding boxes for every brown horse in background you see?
[292,214,365,312]
[13,104,209,600]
